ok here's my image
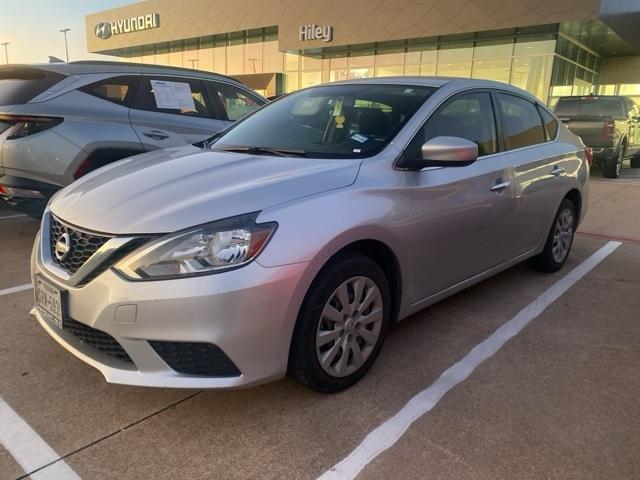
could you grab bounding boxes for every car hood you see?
[50,146,361,234]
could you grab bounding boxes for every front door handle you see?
[143,130,170,140]
[490,180,511,192]
[550,165,566,177]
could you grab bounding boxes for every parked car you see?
[554,94,640,178]
[31,78,588,393]
[0,61,266,216]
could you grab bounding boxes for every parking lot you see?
[1,172,639,480]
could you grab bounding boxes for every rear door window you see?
[206,82,264,121]
[497,93,546,150]
[0,66,66,106]
[133,76,214,117]
[79,75,140,107]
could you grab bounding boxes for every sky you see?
[0,0,138,64]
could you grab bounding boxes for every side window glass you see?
[209,82,263,121]
[406,91,497,159]
[80,76,139,106]
[498,93,546,149]
[133,77,213,117]
[538,107,559,141]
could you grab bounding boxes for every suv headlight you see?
[114,213,277,281]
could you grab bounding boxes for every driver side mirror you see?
[398,136,478,170]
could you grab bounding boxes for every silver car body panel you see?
[32,77,589,388]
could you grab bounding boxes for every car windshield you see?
[554,97,625,118]
[211,83,437,158]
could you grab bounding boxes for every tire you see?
[288,253,392,393]
[603,144,625,178]
[528,198,576,273]
[631,154,640,168]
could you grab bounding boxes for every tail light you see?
[603,119,615,141]
[584,147,593,168]
[0,114,63,140]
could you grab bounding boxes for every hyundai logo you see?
[94,22,112,39]
[54,233,71,261]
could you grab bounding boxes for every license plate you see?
[34,276,67,330]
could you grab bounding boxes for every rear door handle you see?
[143,130,170,140]
[490,180,511,192]
[550,165,566,177]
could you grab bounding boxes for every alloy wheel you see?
[552,208,574,263]
[315,276,384,378]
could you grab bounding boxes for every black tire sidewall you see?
[603,145,624,178]
[288,254,392,393]
[534,198,577,272]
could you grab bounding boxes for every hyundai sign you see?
[95,13,160,39]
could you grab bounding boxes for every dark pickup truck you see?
[554,95,640,178]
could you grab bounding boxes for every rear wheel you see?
[528,198,576,273]
[288,254,391,393]
[603,144,625,178]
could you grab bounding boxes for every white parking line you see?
[0,214,27,220]
[319,241,622,480]
[0,284,32,297]
[0,398,81,480]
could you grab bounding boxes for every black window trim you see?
[396,87,502,170]
[536,103,560,142]
[79,75,141,108]
[495,90,549,151]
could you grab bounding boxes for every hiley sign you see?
[95,13,160,40]
[299,24,333,42]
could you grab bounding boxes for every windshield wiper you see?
[211,145,308,158]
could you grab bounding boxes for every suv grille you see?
[64,317,132,363]
[50,216,111,274]
[149,341,241,377]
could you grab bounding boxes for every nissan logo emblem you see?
[54,233,71,261]
[95,22,112,39]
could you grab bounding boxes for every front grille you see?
[149,341,241,377]
[64,317,132,363]
[50,216,111,274]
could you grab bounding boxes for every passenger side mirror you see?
[398,136,478,170]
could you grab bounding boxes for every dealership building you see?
[85,0,640,105]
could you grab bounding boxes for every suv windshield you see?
[554,97,625,118]
[212,84,436,158]
[0,67,67,107]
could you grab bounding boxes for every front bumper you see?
[31,232,309,388]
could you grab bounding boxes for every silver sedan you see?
[31,77,589,392]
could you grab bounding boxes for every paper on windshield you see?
[151,80,196,110]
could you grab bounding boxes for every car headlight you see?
[114,213,277,280]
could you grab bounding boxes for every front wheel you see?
[288,254,391,393]
[528,198,576,273]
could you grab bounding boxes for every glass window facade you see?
[116,25,604,105]
[548,34,600,107]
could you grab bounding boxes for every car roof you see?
[323,76,543,103]
[2,61,242,84]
